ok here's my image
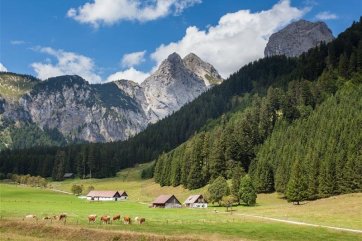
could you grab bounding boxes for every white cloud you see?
[106,67,149,84]
[150,0,307,78]
[0,63,8,72]
[67,0,201,27]
[316,11,338,20]
[31,47,102,83]
[10,40,26,45]
[121,50,146,68]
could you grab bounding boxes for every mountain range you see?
[0,19,333,149]
[0,53,222,147]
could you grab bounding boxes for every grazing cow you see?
[23,214,37,221]
[43,216,54,223]
[100,215,111,224]
[112,214,121,222]
[123,216,131,224]
[135,217,145,224]
[59,214,67,224]
[88,214,97,223]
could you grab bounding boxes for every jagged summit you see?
[265,19,334,57]
[183,53,223,86]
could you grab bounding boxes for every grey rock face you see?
[183,53,223,86]
[0,53,223,143]
[265,20,334,57]
[141,53,208,122]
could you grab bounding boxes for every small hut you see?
[86,190,128,201]
[63,173,75,179]
[184,194,208,208]
[152,195,181,208]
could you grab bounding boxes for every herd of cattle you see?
[23,214,146,225]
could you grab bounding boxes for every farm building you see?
[63,173,75,179]
[152,195,181,208]
[184,194,208,208]
[86,190,128,201]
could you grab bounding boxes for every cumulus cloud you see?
[150,0,306,78]
[121,50,146,68]
[31,47,102,83]
[316,11,338,20]
[0,63,8,72]
[106,67,149,84]
[67,0,201,27]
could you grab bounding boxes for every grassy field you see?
[1,166,362,241]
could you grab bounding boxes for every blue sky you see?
[1,0,361,83]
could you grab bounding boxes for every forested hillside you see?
[1,18,361,187]
[251,82,362,200]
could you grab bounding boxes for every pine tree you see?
[286,160,308,204]
[209,132,226,180]
[239,175,257,206]
[338,52,349,77]
[52,150,65,181]
[231,165,245,203]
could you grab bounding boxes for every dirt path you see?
[227,212,362,234]
[50,188,73,195]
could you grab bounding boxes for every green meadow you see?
[0,166,361,241]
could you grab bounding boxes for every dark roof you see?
[63,173,74,178]
[184,194,206,204]
[152,195,180,204]
[87,190,127,198]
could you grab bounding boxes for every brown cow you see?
[135,217,145,224]
[43,216,54,223]
[58,214,67,224]
[100,215,111,224]
[112,214,121,222]
[88,214,97,223]
[123,216,131,224]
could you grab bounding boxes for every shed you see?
[63,173,75,179]
[184,194,208,208]
[152,195,181,208]
[86,190,128,201]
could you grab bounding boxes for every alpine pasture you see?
[0,164,361,241]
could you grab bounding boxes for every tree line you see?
[0,18,362,186]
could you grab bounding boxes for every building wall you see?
[86,196,127,201]
[191,203,208,208]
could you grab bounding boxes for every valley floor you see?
[0,166,361,241]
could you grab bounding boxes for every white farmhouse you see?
[184,194,208,208]
[86,190,128,201]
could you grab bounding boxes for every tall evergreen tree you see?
[239,175,257,206]
[286,160,308,204]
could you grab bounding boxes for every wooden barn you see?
[152,195,181,208]
[86,190,128,201]
[184,194,208,208]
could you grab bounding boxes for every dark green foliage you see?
[231,164,245,203]
[52,150,66,181]
[207,176,229,205]
[239,175,257,206]
[286,161,308,204]
[254,82,362,199]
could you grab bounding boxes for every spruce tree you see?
[231,165,245,203]
[239,175,257,206]
[286,160,308,204]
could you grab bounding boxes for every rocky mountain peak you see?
[264,19,334,57]
[183,53,223,86]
